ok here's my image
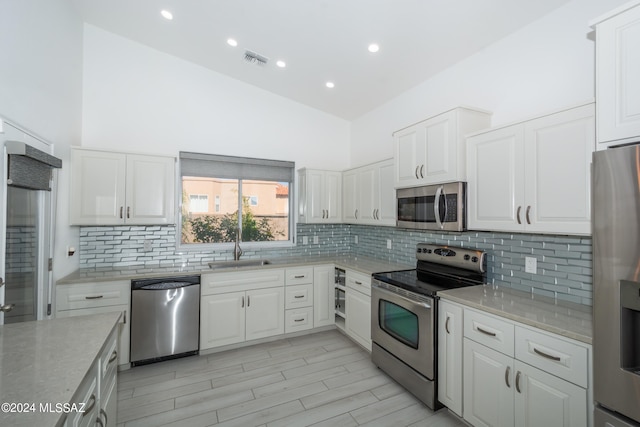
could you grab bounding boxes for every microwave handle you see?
[434,185,444,229]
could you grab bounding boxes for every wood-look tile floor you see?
[116,330,468,427]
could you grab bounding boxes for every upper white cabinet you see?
[591,2,640,147]
[342,159,395,226]
[466,103,595,235]
[297,168,342,223]
[393,107,491,188]
[70,148,175,225]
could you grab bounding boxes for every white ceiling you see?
[72,0,573,120]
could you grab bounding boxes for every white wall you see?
[0,0,83,281]
[81,25,351,171]
[349,0,629,167]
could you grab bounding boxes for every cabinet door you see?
[306,170,326,222]
[423,111,456,184]
[313,265,334,328]
[200,292,245,349]
[125,154,175,225]
[358,166,378,223]
[377,159,396,226]
[70,149,126,225]
[438,301,463,417]
[523,105,594,234]
[395,126,423,187]
[596,4,640,145]
[463,338,515,427]
[345,288,371,351]
[323,171,342,223]
[342,170,358,223]
[245,287,284,341]
[100,373,117,427]
[467,124,525,232]
[514,360,587,427]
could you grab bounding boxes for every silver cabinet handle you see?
[355,281,363,285]
[119,206,124,219]
[127,206,131,218]
[516,206,522,224]
[294,295,304,299]
[96,416,104,427]
[420,164,424,178]
[108,350,118,364]
[515,371,522,393]
[533,347,561,362]
[415,166,420,179]
[83,394,96,418]
[445,316,451,334]
[505,366,511,388]
[294,275,305,279]
[355,209,358,219]
[294,318,304,322]
[0,304,15,313]
[0,277,5,288]
[526,205,531,224]
[100,408,108,427]
[476,326,497,337]
[247,295,250,307]
[241,296,245,308]
[85,295,104,300]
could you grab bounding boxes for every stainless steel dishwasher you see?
[130,275,200,366]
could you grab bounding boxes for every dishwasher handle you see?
[138,281,198,290]
[131,275,200,291]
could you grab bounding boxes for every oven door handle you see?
[434,185,444,230]
[372,283,432,310]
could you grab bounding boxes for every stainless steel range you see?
[371,243,486,410]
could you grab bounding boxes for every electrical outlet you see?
[143,239,152,252]
[354,235,358,244]
[387,239,392,249]
[525,256,537,274]
[302,236,308,245]
[313,235,319,244]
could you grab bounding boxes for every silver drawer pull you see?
[294,295,304,299]
[85,295,104,300]
[476,326,497,337]
[83,394,96,417]
[355,281,363,285]
[294,318,304,322]
[108,350,118,364]
[294,275,305,279]
[533,347,561,362]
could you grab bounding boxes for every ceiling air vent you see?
[244,50,269,66]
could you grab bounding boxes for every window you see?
[179,152,294,246]
[188,194,208,213]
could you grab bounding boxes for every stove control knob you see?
[472,256,479,263]
[416,248,422,253]
[464,254,470,261]
[427,249,432,254]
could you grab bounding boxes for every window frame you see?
[177,152,295,251]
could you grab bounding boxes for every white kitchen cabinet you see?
[343,159,396,226]
[467,103,594,235]
[245,287,286,340]
[284,267,314,333]
[458,305,591,427]
[70,148,175,225]
[345,270,371,351]
[98,328,118,427]
[313,265,335,328]
[297,168,342,223]
[393,107,491,188]
[56,281,130,367]
[591,2,640,147]
[438,300,463,417]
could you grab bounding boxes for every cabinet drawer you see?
[464,308,514,357]
[285,307,314,333]
[515,326,589,388]
[285,267,313,285]
[57,281,129,310]
[285,284,313,309]
[201,269,285,295]
[346,270,371,296]
[67,363,99,427]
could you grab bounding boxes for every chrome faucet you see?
[233,228,243,261]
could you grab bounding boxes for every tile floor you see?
[116,330,468,427]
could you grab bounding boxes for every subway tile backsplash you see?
[79,224,592,306]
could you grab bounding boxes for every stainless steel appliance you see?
[396,182,466,231]
[593,144,640,426]
[371,243,485,409]
[130,275,201,366]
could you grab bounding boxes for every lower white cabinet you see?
[345,270,372,351]
[313,265,334,328]
[438,299,592,427]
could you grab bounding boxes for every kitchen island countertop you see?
[57,255,413,285]
[0,312,121,426]
[439,285,592,344]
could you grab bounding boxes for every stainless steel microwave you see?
[396,182,466,231]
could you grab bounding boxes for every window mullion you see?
[238,179,243,239]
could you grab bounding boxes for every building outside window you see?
[179,152,294,246]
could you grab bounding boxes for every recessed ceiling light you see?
[276,60,286,68]
[227,38,238,47]
[325,81,335,89]
[160,10,173,20]
[368,43,380,53]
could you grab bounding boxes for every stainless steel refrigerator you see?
[593,143,640,426]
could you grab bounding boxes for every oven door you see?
[371,280,435,379]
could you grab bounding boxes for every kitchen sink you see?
[208,259,272,269]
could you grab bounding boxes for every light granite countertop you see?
[0,312,121,427]
[439,285,592,344]
[57,255,413,285]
